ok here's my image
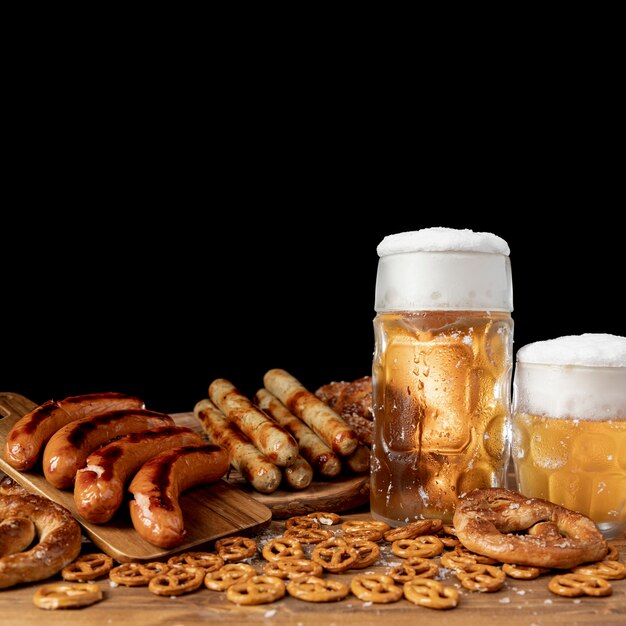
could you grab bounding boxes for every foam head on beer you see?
[375,227,513,313]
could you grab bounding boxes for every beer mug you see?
[512,333,626,538]
[371,228,514,525]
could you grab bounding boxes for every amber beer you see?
[371,229,514,525]
[511,334,626,538]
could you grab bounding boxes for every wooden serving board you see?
[0,392,272,562]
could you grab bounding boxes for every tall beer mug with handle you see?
[371,228,514,525]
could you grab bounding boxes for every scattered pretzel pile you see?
[32,511,624,610]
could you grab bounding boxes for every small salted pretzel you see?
[62,553,113,581]
[403,578,459,610]
[456,564,505,592]
[285,516,320,530]
[283,527,333,544]
[440,552,479,573]
[226,575,286,605]
[33,582,103,610]
[263,558,323,579]
[109,561,170,586]
[311,538,359,573]
[262,537,304,562]
[286,575,349,602]
[307,511,341,525]
[391,536,444,559]
[605,544,619,561]
[383,519,443,542]
[215,536,257,562]
[442,524,457,536]
[502,563,549,580]
[548,573,612,597]
[343,538,380,569]
[453,545,500,565]
[148,566,205,596]
[342,519,390,534]
[204,563,256,591]
[388,557,439,583]
[340,528,383,543]
[350,573,403,604]
[439,535,461,549]
[573,560,626,581]
[167,551,224,573]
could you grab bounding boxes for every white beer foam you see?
[377,227,510,257]
[517,334,626,367]
[514,335,626,420]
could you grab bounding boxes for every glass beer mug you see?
[512,333,626,538]
[371,228,514,525]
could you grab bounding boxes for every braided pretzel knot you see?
[391,536,444,559]
[109,561,170,586]
[167,552,224,572]
[148,566,205,596]
[383,519,443,542]
[215,536,257,562]
[204,563,256,590]
[403,578,459,610]
[62,553,113,581]
[573,560,626,580]
[388,557,439,582]
[262,537,304,562]
[32,582,103,610]
[453,488,608,569]
[548,573,612,597]
[286,575,349,602]
[502,563,549,580]
[350,573,403,603]
[456,564,505,592]
[283,527,333,544]
[311,538,358,573]
[344,538,380,568]
[263,558,323,579]
[226,575,286,605]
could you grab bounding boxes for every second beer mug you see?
[371,228,514,525]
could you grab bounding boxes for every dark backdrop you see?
[3,211,622,414]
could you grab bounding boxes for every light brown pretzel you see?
[344,538,380,568]
[456,564,505,592]
[148,566,205,596]
[403,578,459,610]
[62,553,113,581]
[502,563,549,580]
[215,536,257,562]
[341,528,383,542]
[0,517,35,557]
[167,551,224,572]
[440,552,479,573]
[285,515,320,530]
[33,582,103,610]
[263,558,323,579]
[383,519,443,542]
[391,536,444,559]
[283,527,333,544]
[307,512,341,525]
[453,545,499,565]
[453,488,608,569]
[262,537,304,562]
[226,575,285,605]
[548,573,612,597]
[350,573,403,603]
[342,519,390,534]
[286,575,349,602]
[605,544,619,561]
[573,560,626,580]
[388,557,439,583]
[311,538,358,573]
[109,562,170,586]
[204,563,256,591]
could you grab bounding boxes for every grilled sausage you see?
[128,444,229,548]
[4,392,144,471]
[263,369,358,457]
[194,399,281,494]
[74,426,203,523]
[254,388,341,478]
[345,443,371,474]
[43,409,173,489]
[209,379,299,467]
[283,455,313,490]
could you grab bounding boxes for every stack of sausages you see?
[194,369,370,494]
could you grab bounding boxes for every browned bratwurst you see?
[74,426,204,523]
[209,378,298,467]
[43,409,174,489]
[283,455,314,490]
[263,369,358,457]
[254,389,342,478]
[4,392,144,471]
[128,444,229,548]
[194,399,281,494]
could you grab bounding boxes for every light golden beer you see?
[512,412,626,532]
[371,310,513,524]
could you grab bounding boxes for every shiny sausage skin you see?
[255,389,342,478]
[194,399,282,494]
[345,443,370,474]
[128,444,229,548]
[263,369,358,457]
[283,455,313,490]
[43,409,174,489]
[209,378,299,467]
[74,426,203,523]
[4,392,144,471]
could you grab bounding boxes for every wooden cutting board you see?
[0,392,272,562]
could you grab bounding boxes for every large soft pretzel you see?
[0,480,82,588]
[453,488,608,569]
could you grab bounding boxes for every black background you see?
[3,210,622,414]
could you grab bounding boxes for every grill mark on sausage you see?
[19,401,62,435]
